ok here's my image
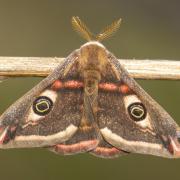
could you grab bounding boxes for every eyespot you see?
[33,96,53,116]
[128,102,147,121]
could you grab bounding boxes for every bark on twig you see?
[0,57,180,80]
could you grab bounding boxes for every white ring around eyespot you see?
[123,95,152,129]
[26,90,58,122]
[130,106,145,119]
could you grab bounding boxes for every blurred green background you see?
[0,0,180,180]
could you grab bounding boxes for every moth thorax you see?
[84,70,101,80]
[80,42,108,72]
[84,70,100,95]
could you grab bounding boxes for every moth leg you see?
[90,139,129,159]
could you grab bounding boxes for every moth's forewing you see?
[98,51,180,158]
[0,51,84,148]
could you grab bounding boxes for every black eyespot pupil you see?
[132,107,143,116]
[128,102,146,121]
[33,96,53,116]
[37,101,49,111]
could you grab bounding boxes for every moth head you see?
[79,41,108,74]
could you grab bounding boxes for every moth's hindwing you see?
[0,51,84,148]
[49,127,99,155]
[90,138,129,158]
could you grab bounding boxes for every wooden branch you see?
[0,57,180,80]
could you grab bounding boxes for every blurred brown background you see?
[0,0,180,180]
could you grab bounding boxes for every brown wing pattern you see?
[0,51,84,148]
[97,53,180,158]
[0,39,180,159]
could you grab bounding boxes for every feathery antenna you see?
[71,16,94,41]
[96,18,122,41]
[71,16,122,42]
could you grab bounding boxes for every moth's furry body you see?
[0,17,180,158]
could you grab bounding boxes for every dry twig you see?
[0,57,180,80]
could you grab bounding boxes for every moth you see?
[0,16,180,159]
